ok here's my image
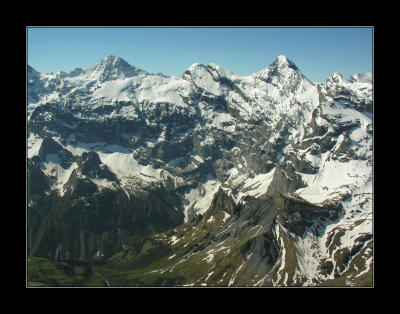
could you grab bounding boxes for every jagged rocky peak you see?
[86,55,146,82]
[320,71,372,113]
[252,55,314,94]
[328,71,346,81]
[256,55,301,79]
[27,54,373,286]
[255,55,298,75]
[90,55,129,70]
[209,187,237,213]
[318,72,345,95]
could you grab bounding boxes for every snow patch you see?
[170,235,181,245]
[27,133,43,158]
[183,178,220,221]
[222,211,231,223]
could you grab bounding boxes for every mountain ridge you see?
[28,54,369,85]
[27,55,373,286]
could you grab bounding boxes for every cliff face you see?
[27,55,372,286]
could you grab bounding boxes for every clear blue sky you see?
[27,27,373,83]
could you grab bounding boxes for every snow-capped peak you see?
[253,55,300,79]
[92,55,129,68]
[276,55,289,65]
[270,55,299,71]
[331,72,344,79]
[249,55,314,95]
[323,72,349,87]
[86,55,146,82]
[27,51,373,287]
[185,62,205,73]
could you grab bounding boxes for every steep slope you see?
[27,55,320,217]
[27,55,372,285]
[94,187,369,287]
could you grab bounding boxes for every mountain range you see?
[27,55,373,286]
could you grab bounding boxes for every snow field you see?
[183,178,220,221]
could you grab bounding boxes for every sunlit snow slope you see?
[27,55,372,285]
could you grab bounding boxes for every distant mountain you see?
[27,55,373,286]
[349,72,372,83]
[85,55,148,82]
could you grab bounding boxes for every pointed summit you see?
[276,55,289,65]
[252,55,314,92]
[254,55,300,79]
[326,72,348,85]
[257,55,298,75]
[87,55,147,82]
[331,72,344,79]
[270,55,299,71]
[97,55,130,67]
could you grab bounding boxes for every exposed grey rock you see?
[27,157,50,201]
[27,54,372,282]
[264,163,306,196]
[38,137,75,169]
[274,193,343,236]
